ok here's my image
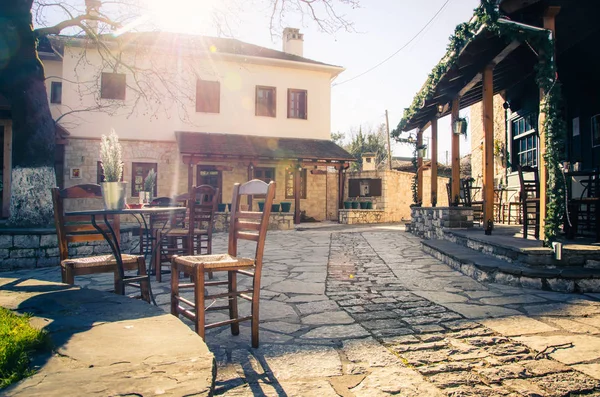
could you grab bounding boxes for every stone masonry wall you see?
[408,207,474,240]
[213,212,294,233]
[338,209,385,224]
[0,228,134,271]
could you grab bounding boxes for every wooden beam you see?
[538,6,560,242]
[482,64,495,234]
[294,167,301,224]
[338,166,345,210]
[451,98,461,205]
[490,41,521,67]
[247,162,254,210]
[458,73,482,97]
[417,129,423,205]
[431,117,438,207]
[2,121,12,218]
[187,163,194,194]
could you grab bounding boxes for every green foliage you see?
[99,129,123,182]
[346,124,388,171]
[0,308,51,389]
[393,0,566,245]
[144,168,156,192]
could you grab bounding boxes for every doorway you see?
[197,165,222,203]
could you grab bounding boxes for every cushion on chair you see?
[173,254,255,269]
[61,254,140,268]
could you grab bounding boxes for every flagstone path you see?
[4,225,600,396]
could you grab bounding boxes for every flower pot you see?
[366,201,373,209]
[217,203,227,212]
[351,202,359,209]
[280,202,292,213]
[359,202,368,209]
[271,204,280,213]
[227,203,232,212]
[101,182,127,210]
[343,201,352,209]
[258,202,265,211]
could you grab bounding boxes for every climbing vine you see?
[392,0,566,245]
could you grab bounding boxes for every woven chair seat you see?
[62,254,140,268]
[174,254,255,270]
[164,228,208,236]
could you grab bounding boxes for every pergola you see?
[397,9,559,240]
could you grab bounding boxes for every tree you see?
[346,124,388,171]
[0,0,359,226]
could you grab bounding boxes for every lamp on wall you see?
[417,145,428,158]
[437,104,444,115]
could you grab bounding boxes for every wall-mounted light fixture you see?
[437,104,444,114]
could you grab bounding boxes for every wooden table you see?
[494,187,518,223]
[65,207,186,304]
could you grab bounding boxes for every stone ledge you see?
[422,239,600,293]
[0,277,215,396]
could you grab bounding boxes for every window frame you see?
[196,80,220,113]
[255,86,276,117]
[510,112,538,171]
[100,72,126,100]
[287,89,307,119]
[285,168,307,199]
[50,81,62,104]
[131,162,158,197]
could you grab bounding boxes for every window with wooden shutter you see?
[50,81,62,104]
[196,80,220,113]
[369,179,382,196]
[131,162,158,197]
[256,86,276,117]
[349,179,360,197]
[287,89,307,119]
[100,72,126,100]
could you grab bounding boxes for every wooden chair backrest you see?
[518,165,539,199]
[188,185,219,234]
[51,184,119,261]
[460,179,473,206]
[148,196,185,229]
[148,196,174,207]
[228,180,276,270]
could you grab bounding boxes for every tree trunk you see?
[0,1,57,226]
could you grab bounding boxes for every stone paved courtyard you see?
[4,224,600,396]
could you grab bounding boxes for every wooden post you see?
[451,98,461,204]
[338,165,345,210]
[416,128,423,205]
[431,117,438,207]
[294,166,301,224]
[482,64,495,234]
[538,6,560,242]
[2,121,12,218]
[247,163,254,210]
[187,159,194,194]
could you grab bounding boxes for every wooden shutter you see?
[370,179,382,197]
[349,179,360,197]
[196,80,220,113]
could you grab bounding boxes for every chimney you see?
[85,0,101,35]
[282,28,304,57]
[362,153,376,171]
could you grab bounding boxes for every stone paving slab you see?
[5,225,600,396]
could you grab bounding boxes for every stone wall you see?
[213,212,294,233]
[338,209,385,225]
[0,227,134,271]
[344,169,450,223]
[407,207,474,240]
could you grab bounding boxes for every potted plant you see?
[359,201,368,209]
[343,201,352,209]
[366,201,373,209]
[227,203,232,212]
[280,202,292,213]
[217,203,227,212]
[257,201,265,211]
[271,203,280,213]
[141,168,156,204]
[351,199,360,209]
[99,129,127,210]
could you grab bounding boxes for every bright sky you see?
[46,0,483,160]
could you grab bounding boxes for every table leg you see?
[91,214,125,295]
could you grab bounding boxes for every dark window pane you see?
[101,72,126,100]
[50,81,62,104]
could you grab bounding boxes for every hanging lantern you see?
[417,145,427,158]
[453,117,468,136]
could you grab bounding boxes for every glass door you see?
[197,166,222,203]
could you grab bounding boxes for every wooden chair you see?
[171,180,276,348]
[461,179,483,225]
[154,185,218,282]
[518,165,540,239]
[52,184,150,302]
[568,175,599,240]
[139,196,178,256]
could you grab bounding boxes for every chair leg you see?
[62,264,74,285]
[228,270,240,336]
[251,281,260,349]
[137,257,151,303]
[522,200,528,239]
[194,265,206,339]
[154,231,162,282]
[170,256,180,317]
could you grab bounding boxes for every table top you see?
[66,206,186,216]
[564,170,600,177]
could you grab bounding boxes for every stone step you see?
[422,239,600,293]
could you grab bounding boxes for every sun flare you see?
[146,0,223,34]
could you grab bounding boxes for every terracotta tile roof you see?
[175,131,355,162]
[43,33,342,69]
